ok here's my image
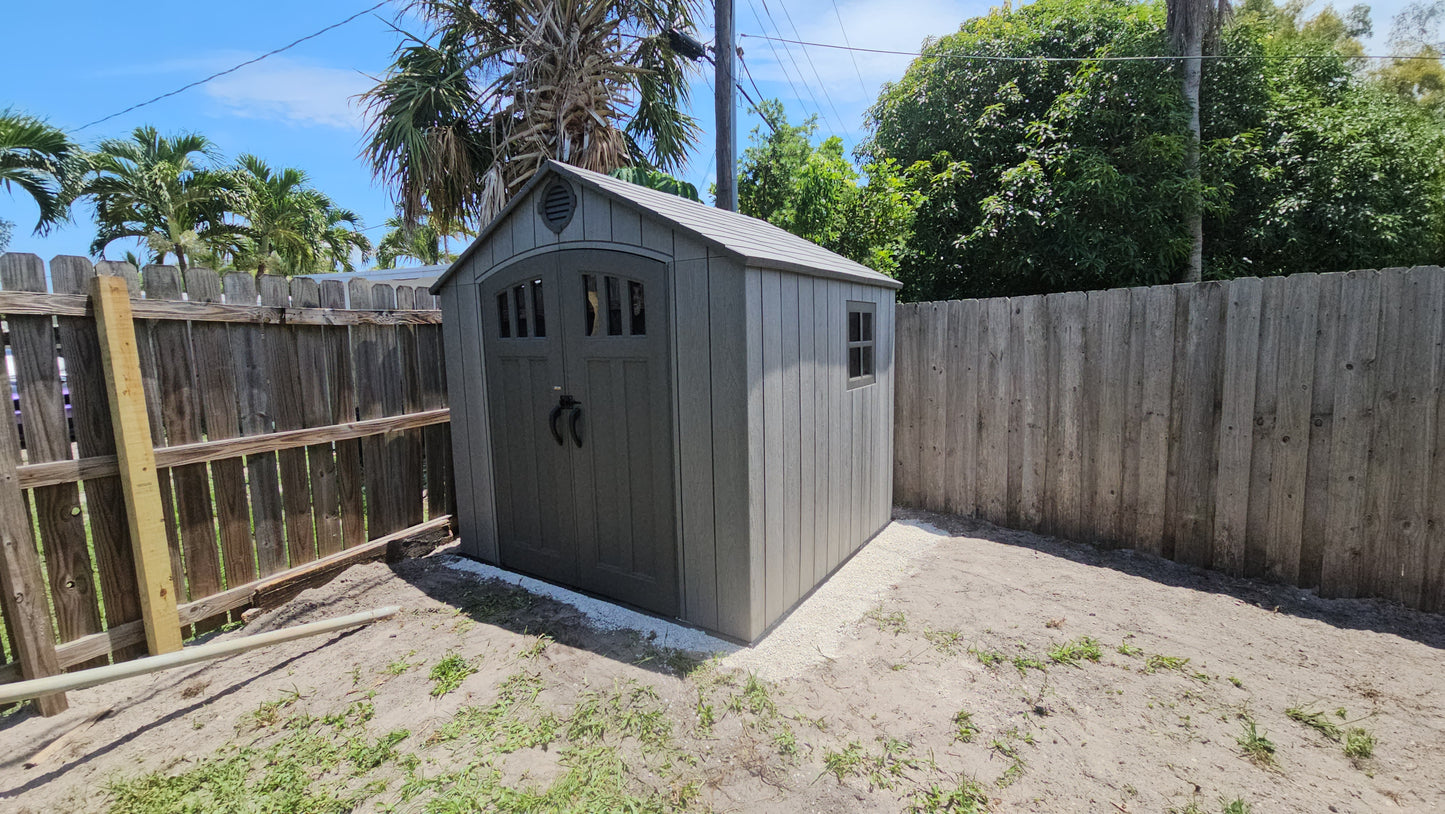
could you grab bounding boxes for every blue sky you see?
[0,0,1411,265]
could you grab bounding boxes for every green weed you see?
[1048,637,1103,666]
[970,647,1007,668]
[1236,718,1277,768]
[1343,727,1376,759]
[924,627,965,656]
[428,653,478,697]
[952,709,980,743]
[1286,705,1342,740]
[907,777,990,813]
[866,604,909,635]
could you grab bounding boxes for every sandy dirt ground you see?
[2,509,1441,813]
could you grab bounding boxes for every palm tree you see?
[0,109,82,236]
[375,214,457,268]
[229,155,374,277]
[75,126,238,270]
[1167,0,1230,283]
[360,0,701,231]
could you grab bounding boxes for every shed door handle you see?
[569,405,584,448]
[548,404,565,445]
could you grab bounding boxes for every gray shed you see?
[430,160,899,641]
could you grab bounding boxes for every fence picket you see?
[0,254,105,666]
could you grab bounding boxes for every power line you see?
[767,0,848,132]
[751,0,832,132]
[76,1,391,132]
[739,32,1445,62]
[829,0,869,94]
[735,53,780,134]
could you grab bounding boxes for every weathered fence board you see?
[0,254,455,706]
[896,266,1445,613]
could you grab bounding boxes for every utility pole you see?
[714,0,737,211]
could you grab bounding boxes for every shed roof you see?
[431,160,902,293]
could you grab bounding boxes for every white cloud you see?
[203,57,372,130]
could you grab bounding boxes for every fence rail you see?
[895,267,1445,613]
[0,254,455,711]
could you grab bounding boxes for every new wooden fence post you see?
[91,275,183,655]
[0,408,68,715]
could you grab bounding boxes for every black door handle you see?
[548,403,565,445]
[569,404,584,448]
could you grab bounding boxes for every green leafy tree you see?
[864,0,1445,301]
[74,126,239,270]
[737,100,917,275]
[361,0,701,232]
[1,109,83,240]
[1375,1,1445,112]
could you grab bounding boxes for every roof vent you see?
[539,179,576,233]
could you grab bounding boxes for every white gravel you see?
[438,518,948,680]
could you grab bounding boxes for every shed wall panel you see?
[674,247,718,630]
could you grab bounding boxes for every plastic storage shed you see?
[430,161,900,642]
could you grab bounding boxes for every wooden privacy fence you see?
[895,266,1445,614]
[0,253,454,711]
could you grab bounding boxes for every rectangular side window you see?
[846,300,876,388]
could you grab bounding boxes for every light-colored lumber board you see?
[0,606,400,706]
[920,301,949,511]
[1212,275,1263,576]
[0,394,68,713]
[945,299,980,517]
[977,297,1011,525]
[1013,295,1047,530]
[1089,289,1129,544]
[90,274,182,656]
[0,254,104,663]
[1133,285,1176,554]
[1299,273,1342,589]
[1321,270,1382,598]
[1117,288,1149,548]
[51,256,145,662]
[1263,274,1321,584]
[1043,292,1085,539]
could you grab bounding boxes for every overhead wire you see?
[739,32,1445,62]
[746,0,836,132]
[767,0,848,131]
[76,0,392,132]
[829,0,869,94]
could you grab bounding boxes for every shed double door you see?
[480,250,678,615]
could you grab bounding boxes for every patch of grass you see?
[694,692,715,737]
[866,604,909,635]
[1343,727,1375,759]
[823,740,867,781]
[907,777,990,813]
[1146,654,1190,673]
[1286,705,1343,740]
[1228,676,1244,688]
[969,647,1007,668]
[346,729,410,772]
[924,627,965,656]
[1047,637,1102,667]
[383,657,415,676]
[458,583,535,624]
[1011,655,1048,676]
[1236,717,1277,768]
[1221,798,1253,814]
[772,725,798,759]
[1117,642,1144,657]
[428,653,478,697]
[952,709,980,743]
[727,673,778,719]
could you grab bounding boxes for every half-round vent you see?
[538,179,576,233]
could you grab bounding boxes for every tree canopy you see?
[857,0,1445,301]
